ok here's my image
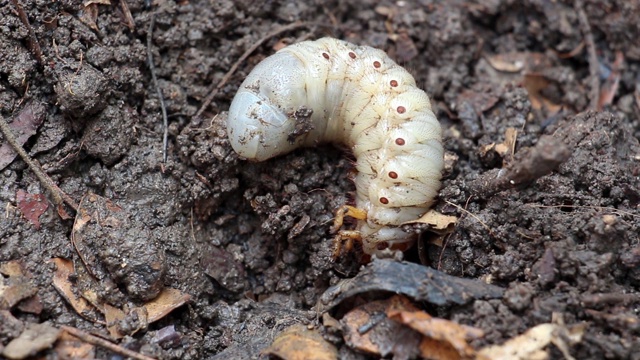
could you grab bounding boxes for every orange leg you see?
[332,230,362,259]
[331,205,367,233]
[331,205,368,259]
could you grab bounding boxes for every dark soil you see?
[1,0,639,359]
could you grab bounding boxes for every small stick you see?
[61,326,156,360]
[193,21,320,122]
[146,13,169,163]
[10,0,44,66]
[0,114,78,211]
[575,0,600,110]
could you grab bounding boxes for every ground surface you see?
[1,0,639,359]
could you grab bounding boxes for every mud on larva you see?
[227,37,444,257]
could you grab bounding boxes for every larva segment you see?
[227,37,444,257]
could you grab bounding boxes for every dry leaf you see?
[523,74,562,114]
[0,260,25,277]
[477,322,586,360]
[83,0,111,5]
[0,272,37,310]
[598,51,624,110]
[0,102,46,171]
[264,324,338,360]
[387,296,483,360]
[50,258,102,323]
[15,190,49,230]
[2,323,61,360]
[341,296,423,358]
[79,3,100,31]
[144,287,191,323]
[104,303,126,339]
[404,209,457,232]
[54,331,95,359]
[493,127,518,163]
[485,52,550,73]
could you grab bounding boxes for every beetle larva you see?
[227,37,444,257]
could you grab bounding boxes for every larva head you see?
[227,91,291,161]
[227,51,310,161]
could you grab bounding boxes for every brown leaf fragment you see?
[0,260,26,277]
[341,296,421,359]
[318,259,504,314]
[597,51,624,110]
[0,272,37,310]
[457,88,500,114]
[387,298,483,360]
[16,294,43,315]
[54,331,95,359]
[15,189,49,229]
[404,209,457,233]
[50,258,102,323]
[484,52,550,73]
[201,245,246,293]
[476,322,586,360]
[2,323,61,360]
[0,101,46,171]
[79,3,100,31]
[144,287,191,323]
[523,74,562,113]
[104,303,126,339]
[496,127,517,162]
[84,0,111,4]
[264,324,338,360]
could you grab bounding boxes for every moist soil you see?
[1,0,639,359]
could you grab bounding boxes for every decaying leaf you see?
[104,303,127,339]
[144,287,191,323]
[15,189,49,230]
[0,265,37,310]
[51,258,102,323]
[341,297,421,359]
[0,260,26,277]
[264,324,338,360]
[387,296,484,360]
[477,322,587,360]
[479,127,518,167]
[2,323,61,360]
[523,74,562,114]
[54,331,95,359]
[318,259,504,313]
[0,101,46,171]
[484,52,550,73]
[598,51,624,111]
[404,209,458,233]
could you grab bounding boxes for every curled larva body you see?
[227,37,444,256]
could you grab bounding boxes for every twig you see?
[10,0,44,66]
[0,114,78,211]
[444,200,497,238]
[61,326,156,360]
[193,21,319,122]
[575,0,600,110]
[146,13,169,163]
[524,204,639,218]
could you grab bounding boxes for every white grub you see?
[227,37,444,256]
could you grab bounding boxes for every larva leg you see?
[331,205,367,259]
[331,205,367,233]
[332,230,362,259]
